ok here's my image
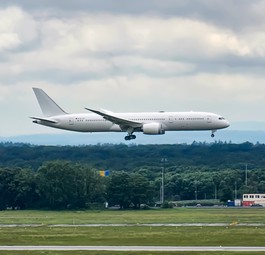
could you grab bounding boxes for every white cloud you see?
[0,11,255,81]
[0,6,37,51]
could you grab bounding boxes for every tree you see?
[107,172,132,209]
[36,161,105,209]
[0,168,17,210]
[12,168,38,209]
[0,168,37,210]
[106,172,154,209]
[130,173,154,208]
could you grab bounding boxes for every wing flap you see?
[85,108,142,128]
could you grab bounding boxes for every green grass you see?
[0,208,264,225]
[0,226,264,246]
[0,208,264,255]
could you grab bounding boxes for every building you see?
[242,194,265,207]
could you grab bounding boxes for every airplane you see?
[31,88,229,140]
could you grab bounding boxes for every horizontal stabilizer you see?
[30,116,58,123]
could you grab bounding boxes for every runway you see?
[0,246,265,251]
[1,223,265,227]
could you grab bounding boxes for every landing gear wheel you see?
[211,130,216,138]
[124,134,136,140]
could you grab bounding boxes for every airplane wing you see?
[30,116,58,123]
[85,108,142,129]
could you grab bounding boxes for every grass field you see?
[0,207,264,224]
[0,208,264,255]
[0,225,265,246]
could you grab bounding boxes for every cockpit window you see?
[218,117,225,120]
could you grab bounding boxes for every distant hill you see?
[1,130,265,146]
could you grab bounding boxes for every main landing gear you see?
[124,127,136,140]
[125,134,136,140]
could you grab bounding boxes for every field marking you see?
[0,246,265,251]
[0,223,265,227]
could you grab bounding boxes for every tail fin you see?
[33,88,68,117]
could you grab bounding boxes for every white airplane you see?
[31,88,229,140]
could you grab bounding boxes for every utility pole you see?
[195,182,198,200]
[234,181,237,200]
[160,158,167,203]
[245,164,248,186]
[214,184,217,200]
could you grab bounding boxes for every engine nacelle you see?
[142,123,165,135]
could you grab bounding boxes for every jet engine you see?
[142,123,165,135]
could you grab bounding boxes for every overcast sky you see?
[1,0,265,136]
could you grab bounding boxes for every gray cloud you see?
[0,1,265,136]
[0,0,262,31]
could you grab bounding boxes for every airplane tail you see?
[33,88,68,117]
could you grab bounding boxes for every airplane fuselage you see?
[33,111,229,133]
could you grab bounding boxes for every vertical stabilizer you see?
[33,88,68,117]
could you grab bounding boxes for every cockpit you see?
[218,117,225,120]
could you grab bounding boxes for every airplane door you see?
[168,116,174,123]
[69,118,74,125]
[207,116,212,123]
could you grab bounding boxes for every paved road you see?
[0,246,265,251]
[1,223,265,227]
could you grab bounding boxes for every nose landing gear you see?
[211,130,216,138]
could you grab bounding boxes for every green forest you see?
[0,141,265,210]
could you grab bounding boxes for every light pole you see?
[161,158,167,203]
[245,163,248,186]
[195,181,198,200]
[214,183,217,200]
[234,181,238,200]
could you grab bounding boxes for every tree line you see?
[0,141,264,171]
[0,141,265,209]
[0,162,265,210]
[0,162,154,210]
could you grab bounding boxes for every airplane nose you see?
[224,120,230,128]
